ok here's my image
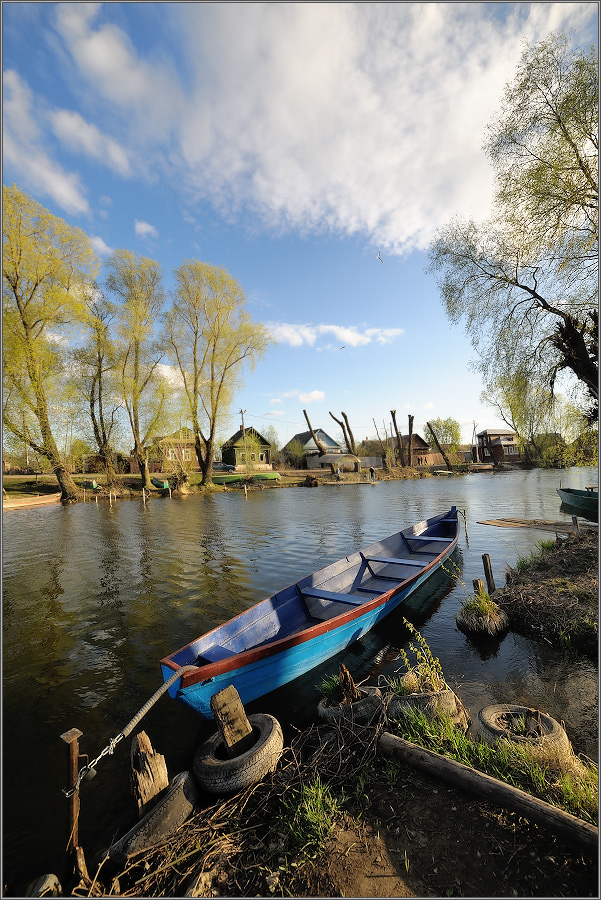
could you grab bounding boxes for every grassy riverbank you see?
[496,530,598,656]
[73,701,597,898]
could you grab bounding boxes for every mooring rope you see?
[63,665,198,798]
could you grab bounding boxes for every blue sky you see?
[3,2,598,447]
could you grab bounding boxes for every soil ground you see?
[294,765,597,898]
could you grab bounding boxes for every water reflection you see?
[2,466,598,895]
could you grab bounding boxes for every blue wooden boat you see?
[160,506,459,718]
[557,487,598,515]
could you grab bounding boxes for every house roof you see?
[283,429,342,452]
[222,426,271,449]
[319,453,360,464]
[477,429,516,437]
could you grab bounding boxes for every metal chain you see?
[62,731,125,798]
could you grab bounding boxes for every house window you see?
[504,444,516,455]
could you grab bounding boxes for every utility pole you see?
[240,409,248,466]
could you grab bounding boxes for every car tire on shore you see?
[193,713,283,795]
[477,704,571,754]
[317,685,384,724]
[108,770,199,865]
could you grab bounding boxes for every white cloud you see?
[264,409,285,417]
[135,220,158,239]
[423,402,435,410]
[3,69,89,215]
[50,110,131,176]
[269,322,403,347]
[156,363,184,387]
[298,390,325,403]
[90,235,113,255]
[11,3,597,248]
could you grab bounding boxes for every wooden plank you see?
[366,555,424,567]
[479,518,597,533]
[302,586,364,605]
[379,732,598,854]
[210,685,254,758]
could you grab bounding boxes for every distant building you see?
[281,429,343,466]
[474,429,521,463]
[221,426,272,470]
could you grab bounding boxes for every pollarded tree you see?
[106,251,168,489]
[2,184,99,500]
[165,260,273,484]
[428,33,598,421]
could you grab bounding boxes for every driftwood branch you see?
[379,732,598,854]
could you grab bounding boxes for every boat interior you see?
[170,510,458,667]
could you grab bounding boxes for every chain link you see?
[62,732,125,798]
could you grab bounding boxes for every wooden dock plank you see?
[478,518,597,533]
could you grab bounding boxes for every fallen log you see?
[379,732,598,855]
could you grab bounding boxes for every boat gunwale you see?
[160,511,459,691]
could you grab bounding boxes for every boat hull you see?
[557,488,598,515]
[160,507,459,718]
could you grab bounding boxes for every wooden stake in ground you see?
[131,731,169,819]
[210,685,255,758]
[338,663,361,704]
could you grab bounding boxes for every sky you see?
[3,2,598,449]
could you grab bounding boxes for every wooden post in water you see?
[482,554,496,594]
[472,578,486,597]
[572,516,580,533]
[61,728,82,875]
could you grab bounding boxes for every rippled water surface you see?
[3,466,598,894]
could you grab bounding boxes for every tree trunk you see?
[373,419,390,471]
[329,412,352,454]
[427,421,453,470]
[390,410,406,466]
[341,412,357,456]
[303,409,328,455]
[53,463,81,502]
[408,415,414,467]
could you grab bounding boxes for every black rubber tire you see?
[109,770,198,864]
[387,687,459,720]
[477,704,571,753]
[25,874,62,897]
[193,713,284,795]
[317,685,383,724]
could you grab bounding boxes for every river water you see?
[2,466,598,894]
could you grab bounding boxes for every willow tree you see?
[70,288,122,484]
[428,34,598,421]
[165,261,272,484]
[106,251,168,489]
[2,185,98,500]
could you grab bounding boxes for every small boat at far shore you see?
[252,472,281,481]
[557,486,598,515]
[160,506,460,719]
[151,477,170,491]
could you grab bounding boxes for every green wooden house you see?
[221,426,272,469]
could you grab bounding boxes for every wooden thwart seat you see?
[406,535,450,543]
[301,586,365,606]
[365,555,425,568]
